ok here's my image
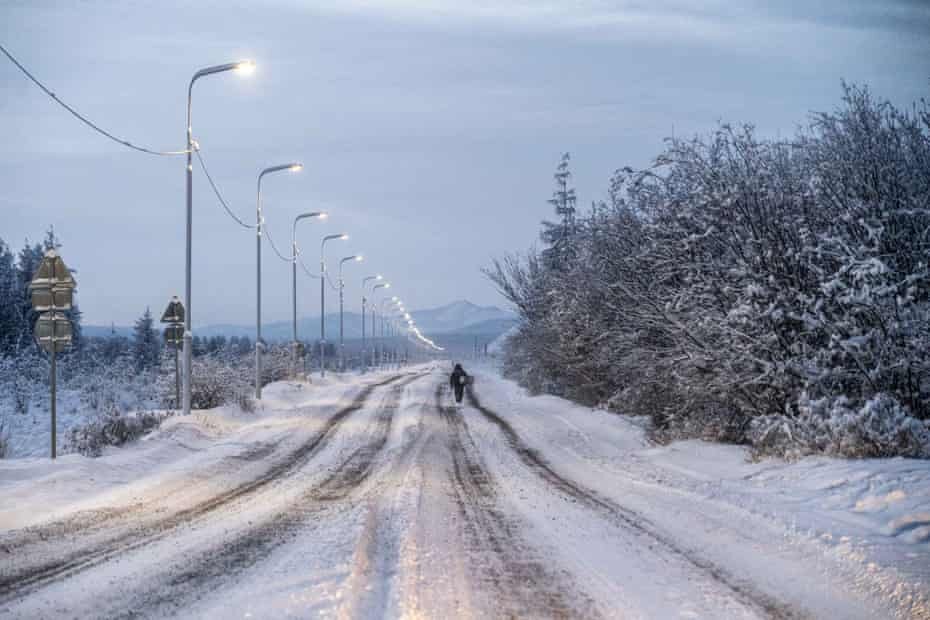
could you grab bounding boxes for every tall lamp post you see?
[320,233,349,377]
[370,282,390,369]
[255,162,303,400]
[292,211,327,377]
[338,255,364,370]
[361,275,382,371]
[183,59,254,417]
[380,296,399,367]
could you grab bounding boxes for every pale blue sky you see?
[2,1,928,326]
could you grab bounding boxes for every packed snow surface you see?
[0,364,927,618]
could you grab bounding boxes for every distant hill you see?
[447,317,518,336]
[84,300,516,343]
[409,300,514,333]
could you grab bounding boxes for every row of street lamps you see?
[182,58,440,414]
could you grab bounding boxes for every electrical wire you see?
[326,269,340,292]
[299,255,321,279]
[263,225,294,263]
[194,147,255,229]
[1,43,190,156]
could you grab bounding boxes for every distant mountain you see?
[409,300,514,334]
[84,300,516,343]
[446,317,518,336]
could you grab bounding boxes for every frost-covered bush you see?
[489,84,930,459]
[750,394,930,460]
[188,351,262,410]
[67,405,166,457]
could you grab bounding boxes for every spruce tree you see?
[540,153,578,271]
[132,307,160,371]
[0,238,22,355]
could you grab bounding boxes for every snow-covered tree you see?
[132,308,160,371]
[489,84,930,459]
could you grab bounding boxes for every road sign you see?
[29,251,75,310]
[160,297,185,324]
[30,250,77,460]
[31,287,74,312]
[34,312,73,353]
[164,324,184,347]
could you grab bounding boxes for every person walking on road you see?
[450,363,469,405]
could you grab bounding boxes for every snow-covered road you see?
[1,364,927,619]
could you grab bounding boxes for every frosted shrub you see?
[67,405,165,457]
[750,394,930,460]
[189,354,252,410]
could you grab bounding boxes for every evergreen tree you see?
[132,307,160,371]
[0,238,22,355]
[540,153,578,271]
[16,240,44,351]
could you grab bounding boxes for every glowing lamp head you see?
[236,60,256,75]
[290,163,303,172]
[355,255,364,262]
[340,234,349,240]
[318,212,329,219]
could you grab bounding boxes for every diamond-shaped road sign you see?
[160,297,185,324]
[35,312,73,353]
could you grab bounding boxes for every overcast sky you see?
[2,1,928,327]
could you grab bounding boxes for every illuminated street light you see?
[182,59,255,417]
[361,274,382,371]
[339,255,364,370]
[291,211,326,376]
[319,233,349,376]
[255,162,302,399]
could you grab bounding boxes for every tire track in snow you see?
[0,373,411,604]
[338,396,432,619]
[465,387,809,620]
[437,384,599,619]
[112,373,426,619]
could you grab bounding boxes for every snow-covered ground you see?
[0,364,927,618]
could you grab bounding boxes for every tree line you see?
[488,84,930,459]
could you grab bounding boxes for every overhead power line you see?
[1,42,189,156]
[263,225,294,263]
[194,147,255,229]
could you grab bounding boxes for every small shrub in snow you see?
[750,394,930,460]
[189,355,252,410]
[67,405,166,457]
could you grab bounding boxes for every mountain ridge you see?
[83,299,515,341]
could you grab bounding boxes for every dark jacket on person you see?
[450,364,469,402]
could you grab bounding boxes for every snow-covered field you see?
[1,364,927,618]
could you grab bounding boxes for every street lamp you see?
[291,211,327,376]
[361,274,382,371]
[255,162,303,400]
[320,233,349,377]
[183,59,255,417]
[370,282,390,369]
[380,296,400,367]
[338,255,364,370]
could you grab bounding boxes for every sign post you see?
[160,296,185,410]
[29,250,76,459]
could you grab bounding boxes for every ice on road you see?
[0,365,927,619]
